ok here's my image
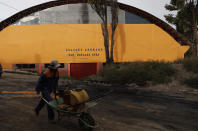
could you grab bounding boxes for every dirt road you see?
[0,73,198,131]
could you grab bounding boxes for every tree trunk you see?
[101,23,110,63]
[104,1,110,64]
[191,4,198,56]
[110,31,115,62]
[109,0,118,63]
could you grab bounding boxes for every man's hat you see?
[48,60,61,69]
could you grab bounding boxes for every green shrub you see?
[99,61,175,85]
[60,75,74,80]
[147,62,175,84]
[80,75,103,81]
[173,59,183,64]
[184,77,198,89]
[182,57,198,73]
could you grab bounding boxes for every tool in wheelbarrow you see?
[42,88,98,131]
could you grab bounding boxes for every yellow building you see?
[0,1,190,79]
[0,24,189,64]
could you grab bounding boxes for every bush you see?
[184,77,198,89]
[173,59,183,64]
[182,57,198,73]
[60,75,74,80]
[147,62,175,84]
[99,61,175,85]
[80,75,103,81]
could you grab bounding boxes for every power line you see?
[0,2,18,11]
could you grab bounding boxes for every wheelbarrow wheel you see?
[78,112,95,131]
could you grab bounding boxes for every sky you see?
[0,0,174,26]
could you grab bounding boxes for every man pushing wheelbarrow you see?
[34,60,60,122]
[34,60,98,130]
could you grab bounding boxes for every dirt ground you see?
[0,73,198,131]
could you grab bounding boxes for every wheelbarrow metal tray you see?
[42,97,99,129]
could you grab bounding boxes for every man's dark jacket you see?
[35,70,59,94]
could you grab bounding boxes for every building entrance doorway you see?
[70,63,97,80]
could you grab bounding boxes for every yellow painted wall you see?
[0,24,189,69]
[113,24,189,62]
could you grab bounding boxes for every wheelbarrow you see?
[42,88,98,131]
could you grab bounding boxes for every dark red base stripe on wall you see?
[70,63,97,80]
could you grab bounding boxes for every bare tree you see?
[110,0,119,62]
[89,0,110,63]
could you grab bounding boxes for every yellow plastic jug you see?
[69,89,89,105]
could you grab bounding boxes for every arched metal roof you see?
[0,0,189,45]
